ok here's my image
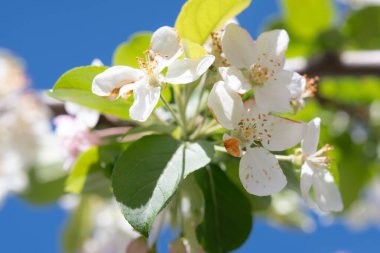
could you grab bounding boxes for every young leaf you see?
[282,0,334,40]
[195,165,252,253]
[175,0,251,44]
[65,143,129,195]
[21,164,66,205]
[343,6,380,50]
[112,135,215,236]
[113,33,152,68]
[62,197,93,253]
[48,66,133,119]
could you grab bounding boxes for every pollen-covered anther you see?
[249,64,271,86]
[308,144,334,168]
[211,30,229,67]
[303,75,319,98]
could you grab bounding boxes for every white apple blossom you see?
[300,118,343,212]
[0,51,59,204]
[81,200,140,253]
[54,102,100,170]
[215,23,305,113]
[92,26,215,122]
[209,92,305,196]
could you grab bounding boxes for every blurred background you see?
[1,0,380,252]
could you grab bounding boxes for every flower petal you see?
[64,102,99,128]
[129,82,161,122]
[314,169,343,212]
[92,66,143,98]
[219,66,251,94]
[239,147,287,196]
[302,118,321,156]
[207,81,244,130]
[151,26,183,67]
[255,70,304,113]
[300,162,317,209]
[252,29,289,71]
[221,23,255,68]
[258,115,306,151]
[165,55,215,84]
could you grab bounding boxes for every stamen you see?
[249,64,271,85]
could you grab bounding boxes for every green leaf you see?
[175,0,251,44]
[21,164,66,205]
[112,135,215,236]
[343,6,380,49]
[319,76,380,105]
[113,33,152,68]
[195,165,252,253]
[282,0,334,40]
[62,197,93,253]
[48,66,132,119]
[182,39,208,59]
[65,143,129,195]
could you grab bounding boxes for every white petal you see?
[239,147,287,196]
[300,163,317,209]
[129,82,161,122]
[151,26,183,67]
[165,55,215,84]
[258,115,306,151]
[207,81,244,130]
[314,169,343,212]
[289,74,306,101]
[255,70,303,113]
[219,66,251,94]
[302,118,321,156]
[221,23,255,68]
[91,58,104,67]
[92,66,143,97]
[64,102,99,128]
[252,29,289,71]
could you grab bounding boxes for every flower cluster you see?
[207,24,342,211]
[92,26,214,122]
[91,23,342,212]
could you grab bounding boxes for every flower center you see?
[211,31,229,67]
[137,51,161,87]
[249,64,271,86]
[306,144,333,169]
[231,111,275,149]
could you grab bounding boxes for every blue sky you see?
[0,0,379,252]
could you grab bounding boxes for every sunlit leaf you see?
[113,33,152,68]
[282,0,334,40]
[175,0,251,44]
[65,143,129,195]
[48,66,133,119]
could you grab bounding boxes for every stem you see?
[159,94,182,126]
[152,111,169,126]
[188,73,208,130]
[173,85,189,139]
[94,127,130,138]
[275,155,295,161]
